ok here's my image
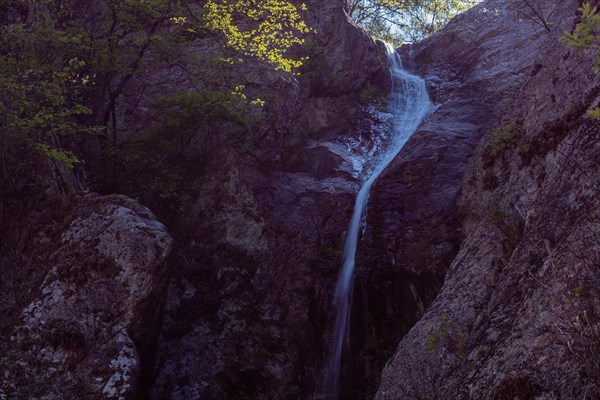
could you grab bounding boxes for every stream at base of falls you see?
[318,43,433,400]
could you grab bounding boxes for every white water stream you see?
[320,43,432,399]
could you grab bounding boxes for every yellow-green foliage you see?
[561,3,600,119]
[588,108,600,119]
[202,0,312,72]
[0,18,93,168]
[561,3,600,51]
[34,143,81,170]
[0,0,313,175]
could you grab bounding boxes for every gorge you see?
[1,0,600,399]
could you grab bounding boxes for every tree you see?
[0,0,311,161]
[346,0,480,43]
[0,0,313,229]
[561,2,600,118]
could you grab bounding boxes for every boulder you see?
[0,194,172,400]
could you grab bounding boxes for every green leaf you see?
[34,143,81,169]
[587,107,600,119]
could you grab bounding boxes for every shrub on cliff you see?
[561,2,600,118]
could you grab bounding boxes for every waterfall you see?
[319,43,432,399]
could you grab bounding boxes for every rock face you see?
[371,0,600,398]
[146,112,392,399]
[1,0,391,398]
[0,194,172,399]
[300,0,389,97]
[144,1,393,399]
[6,0,600,398]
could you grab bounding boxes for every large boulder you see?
[0,194,172,400]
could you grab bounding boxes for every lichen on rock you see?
[0,194,172,400]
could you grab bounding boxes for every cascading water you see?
[320,43,432,399]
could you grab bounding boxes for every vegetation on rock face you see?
[0,0,312,230]
[0,0,311,150]
[487,124,529,158]
[346,0,480,43]
[561,2,600,118]
[96,89,257,227]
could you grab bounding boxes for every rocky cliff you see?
[142,2,392,399]
[1,0,393,397]
[369,0,600,398]
[3,0,600,398]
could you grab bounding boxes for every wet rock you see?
[146,144,359,399]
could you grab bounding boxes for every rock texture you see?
[0,0,392,398]
[146,112,393,399]
[0,194,172,400]
[6,0,600,398]
[372,0,600,398]
[300,0,389,98]
[144,1,393,399]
